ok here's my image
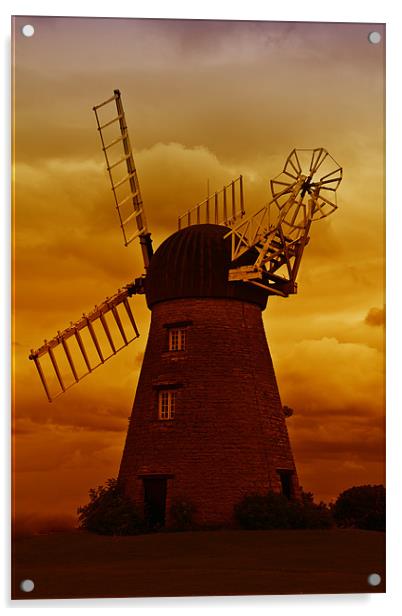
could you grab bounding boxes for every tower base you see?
[118,298,300,528]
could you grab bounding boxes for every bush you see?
[235,492,292,529]
[234,490,333,530]
[289,491,333,529]
[332,485,385,531]
[169,498,196,531]
[77,478,145,535]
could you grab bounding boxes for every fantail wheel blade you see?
[225,148,342,295]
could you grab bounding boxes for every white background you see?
[1,0,401,613]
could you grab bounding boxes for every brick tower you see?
[118,224,300,528]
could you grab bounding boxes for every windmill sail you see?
[29,284,140,402]
[93,90,153,267]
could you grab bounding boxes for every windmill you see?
[28,90,342,528]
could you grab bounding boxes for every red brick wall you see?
[118,297,300,526]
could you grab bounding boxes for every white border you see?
[2,0,401,613]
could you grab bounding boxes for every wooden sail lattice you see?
[178,175,245,229]
[29,285,140,402]
[93,90,152,267]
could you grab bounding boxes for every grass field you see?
[12,528,385,600]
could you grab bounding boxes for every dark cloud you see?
[365,306,385,327]
[290,415,385,462]
[14,19,384,167]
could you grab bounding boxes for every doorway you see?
[143,476,168,529]
[277,469,294,500]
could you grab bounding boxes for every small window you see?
[168,328,186,351]
[158,390,177,420]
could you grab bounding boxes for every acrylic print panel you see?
[12,16,385,599]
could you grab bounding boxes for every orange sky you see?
[12,16,385,528]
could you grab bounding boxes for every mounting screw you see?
[368,573,382,586]
[368,32,381,44]
[21,25,35,37]
[20,579,34,592]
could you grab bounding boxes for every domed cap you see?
[145,224,268,309]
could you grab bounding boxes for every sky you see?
[12,16,385,530]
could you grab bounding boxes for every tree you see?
[283,406,294,418]
[77,478,145,535]
[332,484,385,531]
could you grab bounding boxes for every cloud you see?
[276,336,384,416]
[14,144,273,326]
[14,19,384,172]
[295,456,385,505]
[274,336,385,500]
[14,347,142,434]
[13,422,125,474]
[365,306,385,327]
